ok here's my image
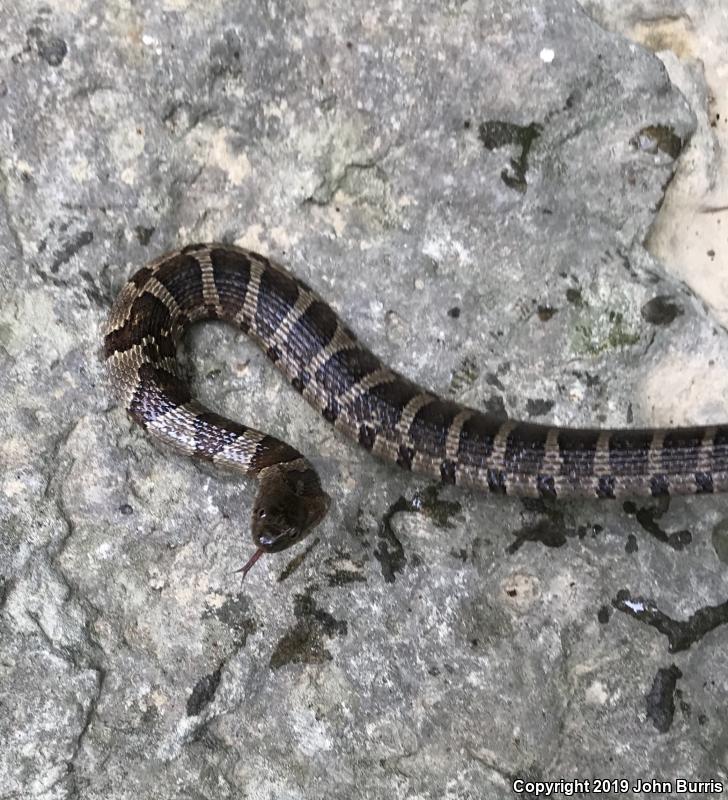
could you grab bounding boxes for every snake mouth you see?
[255,527,303,552]
[235,524,307,579]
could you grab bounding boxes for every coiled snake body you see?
[104,243,728,574]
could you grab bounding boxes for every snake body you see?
[104,243,728,569]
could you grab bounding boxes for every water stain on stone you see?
[269,589,348,670]
[622,500,692,550]
[508,516,567,552]
[375,486,461,582]
[525,398,554,417]
[135,225,155,246]
[645,664,682,732]
[537,305,557,321]
[375,496,409,583]
[612,589,728,652]
[278,537,320,583]
[641,295,683,326]
[478,120,542,192]
[565,287,583,306]
[27,26,67,67]
[186,664,222,716]
[38,36,67,67]
[509,498,602,553]
[50,230,94,273]
[204,593,257,646]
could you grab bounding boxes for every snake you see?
[104,243,728,576]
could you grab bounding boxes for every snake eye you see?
[257,509,266,519]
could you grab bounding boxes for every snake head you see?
[250,464,330,553]
[236,463,330,579]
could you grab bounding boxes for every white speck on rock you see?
[585,679,609,705]
[540,47,555,63]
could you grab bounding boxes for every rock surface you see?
[583,2,728,327]
[1,1,726,798]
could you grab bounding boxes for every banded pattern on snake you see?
[104,243,728,574]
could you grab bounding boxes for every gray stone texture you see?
[1,1,726,798]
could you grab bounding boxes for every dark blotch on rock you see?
[135,226,155,246]
[278,538,320,583]
[28,27,68,67]
[186,665,222,716]
[210,29,244,79]
[50,230,94,273]
[375,486,461,582]
[510,503,601,553]
[565,287,582,305]
[203,594,257,647]
[526,398,554,417]
[270,591,347,670]
[508,517,566,552]
[645,664,682,733]
[39,37,67,66]
[537,305,556,321]
[631,125,684,160]
[478,120,542,193]
[623,500,691,551]
[613,589,728,652]
[641,296,683,326]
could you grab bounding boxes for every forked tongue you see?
[234,547,265,580]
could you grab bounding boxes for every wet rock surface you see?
[1,1,726,797]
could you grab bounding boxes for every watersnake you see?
[104,243,728,575]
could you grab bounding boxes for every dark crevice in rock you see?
[68,666,106,782]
